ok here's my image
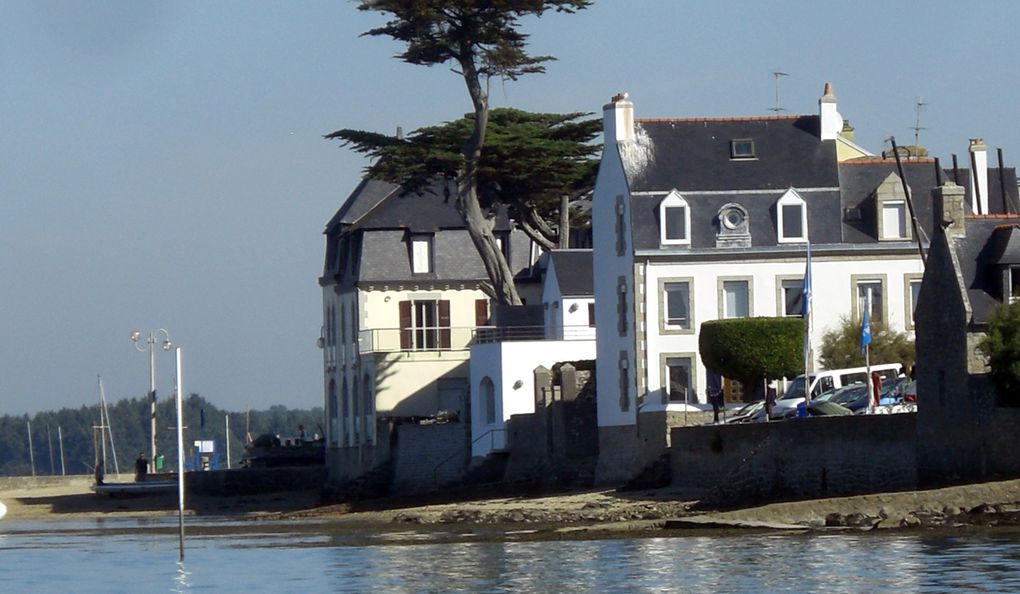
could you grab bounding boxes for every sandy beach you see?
[5,475,1020,538]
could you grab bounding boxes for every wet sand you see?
[5,476,1020,538]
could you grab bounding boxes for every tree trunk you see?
[457,54,523,306]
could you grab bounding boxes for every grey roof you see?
[954,216,1020,323]
[942,167,1020,215]
[548,249,593,297]
[324,179,399,233]
[837,159,939,244]
[630,189,843,250]
[625,115,840,192]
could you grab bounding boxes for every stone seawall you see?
[671,414,917,503]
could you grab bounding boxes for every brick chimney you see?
[603,92,634,143]
[969,138,989,214]
[818,82,843,141]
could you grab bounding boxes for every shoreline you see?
[4,476,1020,539]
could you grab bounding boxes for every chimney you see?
[969,138,989,214]
[934,182,967,241]
[603,92,634,143]
[818,82,843,141]
[840,119,855,141]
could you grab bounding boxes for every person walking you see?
[134,452,148,483]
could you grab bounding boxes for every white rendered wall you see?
[640,254,923,411]
[469,339,596,457]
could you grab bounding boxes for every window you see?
[588,303,596,327]
[328,380,339,446]
[881,202,908,239]
[363,373,373,444]
[480,377,496,425]
[399,299,451,350]
[664,282,691,329]
[730,139,755,159]
[665,357,693,403]
[904,275,922,329]
[410,235,432,273]
[617,276,628,336]
[780,278,805,317]
[722,280,750,318]
[615,195,627,256]
[877,173,911,241]
[777,189,808,243]
[659,191,691,246]
[857,280,884,323]
[1012,268,1020,304]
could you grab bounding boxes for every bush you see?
[979,301,1020,405]
[819,316,914,370]
[699,317,804,383]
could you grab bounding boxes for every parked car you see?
[781,364,902,404]
[779,399,854,419]
[719,400,765,424]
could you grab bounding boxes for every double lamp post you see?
[130,329,172,474]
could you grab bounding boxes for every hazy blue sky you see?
[3,1,1019,416]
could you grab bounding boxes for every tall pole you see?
[149,335,158,474]
[175,346,186,561]
[47,425,55,475]
[58,426,66,475]
[27,420,36,477]
[225,415,231,470]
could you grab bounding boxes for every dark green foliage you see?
[979,301,1020,404]
[699,318,804,383]
[0,396,322,477]
[819,315,915,370]
[326,108,601,246]
[357,1,592,80]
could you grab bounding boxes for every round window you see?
[722,208,745,230]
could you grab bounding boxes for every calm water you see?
[4,516,1020,593]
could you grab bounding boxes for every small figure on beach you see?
[135,452,148,483]
[298,424,307,442]
[871,371,883,407]
[94,459,104,485]
[707,373,723,424]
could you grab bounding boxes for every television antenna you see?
[770,70,789,113]
[912,98,928,147]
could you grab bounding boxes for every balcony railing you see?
[357,324,596,353]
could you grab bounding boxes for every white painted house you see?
[469,249,596,458]
[590,84,1015,482]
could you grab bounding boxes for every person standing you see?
[707,373,723,424]
[765,381,778,421]
[134,452,148,482]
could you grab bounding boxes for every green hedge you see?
[699,317,804,382]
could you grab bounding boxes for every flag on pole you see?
[860,297,872,355]
[802,242,812,372]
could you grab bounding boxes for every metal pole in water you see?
[175,346,185,561]
[225,414,231,469]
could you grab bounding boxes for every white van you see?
[774,364,903,416]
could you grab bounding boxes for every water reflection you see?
[173,561,191,593]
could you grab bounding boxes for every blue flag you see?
[860,301,872,355]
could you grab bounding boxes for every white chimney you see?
[603,92,634,143]
[818,82,843,141]
[969,138,989,214]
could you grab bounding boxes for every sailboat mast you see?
[98,375,121,478]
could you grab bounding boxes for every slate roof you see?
[624,116,840,192]
[548,249,593,297]
[837,159,939,244]
[954,216,1020,323]
[942,167,1020,215]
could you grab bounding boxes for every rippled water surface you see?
[4,516,1020,593]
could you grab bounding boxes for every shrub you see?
[978,301,1020,405]
[699,317,804,384]
[819,315,914,370]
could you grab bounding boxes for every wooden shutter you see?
[438,300,451,349]
[399,300,412,350]
[475,299,490,326]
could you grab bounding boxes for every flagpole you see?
[864,293,874,414]
[802,242,813,411]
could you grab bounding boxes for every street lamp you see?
[131,329,172,473]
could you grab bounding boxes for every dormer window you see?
[777,188,808,243]
[730,139,756,160]
[877,173,911,241]
[410,234,433,274]
[1010,267,1020,304]
[659,190,691,246]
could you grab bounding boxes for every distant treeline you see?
[0,394,323,477]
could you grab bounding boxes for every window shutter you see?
[438,300,451,349]
[475,299,490,326]
[399,300,412,350]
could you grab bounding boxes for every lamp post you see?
[131,329,172,474]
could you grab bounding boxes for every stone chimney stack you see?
[603,92,634,143]
[934,182,967,241]
[818,82,843,141]
[969,138,989,214]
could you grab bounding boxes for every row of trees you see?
[0,396,322,477]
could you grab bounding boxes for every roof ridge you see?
[842,158,936,165]
[636,114,808,124]
[966,214,1020,219]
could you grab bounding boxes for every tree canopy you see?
[978,300,1020,405]
[699,318,804,384]
[352,1,592,304]
[819,315,915,370]
[326,108,601,249]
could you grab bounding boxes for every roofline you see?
[636,114,808,124]
[634,242,924,261]
[966,214,1020,220]
[841,158,936,165]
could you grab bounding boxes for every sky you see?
[3,1,1020,416]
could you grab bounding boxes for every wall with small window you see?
[659,190,691,246]
[776,188,808,243]
[876,173,911,241]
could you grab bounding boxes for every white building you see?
[589,84,991,482]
